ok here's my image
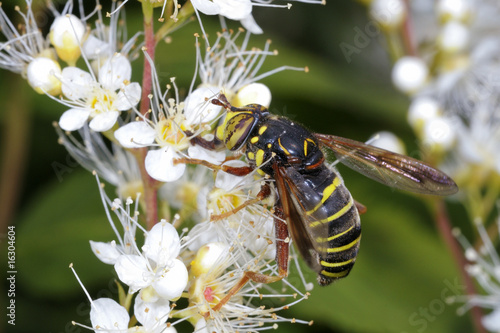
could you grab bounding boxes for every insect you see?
[178,93,458,291]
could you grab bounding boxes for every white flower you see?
[134,291,171,331]
[114,221,188,300]
[194,30,306,106]
[452,218,500,331]
[54,123,142,196]
[114,79,224,182]
[70,264,131,332]
[90,298,130,333]
[0,2,63,95]
[191,0,323,34]
[58,54,141,132]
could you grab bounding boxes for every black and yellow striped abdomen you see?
[296,165,361,286]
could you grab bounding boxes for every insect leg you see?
[173,157,254,176]
[211,183,271,221]
[354,200,367,215]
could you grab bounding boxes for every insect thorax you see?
[245,116,324,176]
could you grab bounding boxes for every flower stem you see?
[401,0,416,56]
[138,2,159,230]
[432,199,486,333]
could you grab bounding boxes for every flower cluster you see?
[70,175,312,332]
[0,0,315,332]
[357,0,500,330]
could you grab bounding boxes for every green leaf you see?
[13,170,117,299]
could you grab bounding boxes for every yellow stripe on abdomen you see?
[309,198,354,227]
[320,269,349,279]
[306,176,342,215]
[316,225,354,243]
[327,234,361,253]
[320,258,354,268]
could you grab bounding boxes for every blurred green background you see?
[1,0,474,332]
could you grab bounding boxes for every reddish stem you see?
[138,8,159,230]
[434,200,485,333]
[401,0,417,56]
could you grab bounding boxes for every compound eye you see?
[224,112,258,150]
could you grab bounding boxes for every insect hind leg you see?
[204,201,289,316]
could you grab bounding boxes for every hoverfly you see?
[178,94,458,289]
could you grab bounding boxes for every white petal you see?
[115,121,156,148]
[89,111,119,132]
[152,259,188,300]
[115,255,152,292]
[99,54,132,91]
[240,14,263,35]
[145,148,186,182]
[143,221,181,266]
[483,307,500,332]
[83,35,111,59]
[184,87,222,125]
[61,67,94,101]
[191,0,221,15]
[90,298,130,333]
[59,108,90,131]
[215,160,249,191]
[134,293,170,329]
[89,241,121,265]
[115,82,142,110]
[188,146,225,165]
[213,0,252,20]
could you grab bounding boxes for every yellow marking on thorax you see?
[255,149,265,167]
[267,143,272,148]
[258,126,268,135]
[306,176,342,215]
[247,152,255,160]
[278,138,290,156]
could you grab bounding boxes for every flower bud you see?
[436,0,471,23]
[369,131,406,155]
[232,83,272,107]
[392,56,428,94]
[370,0,406,30]
[438,21,469,53]
[49,14,86,66]
[407,97,441,134]
[190,242,228,277]
[26,57,62,95]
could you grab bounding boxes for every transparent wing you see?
[273,165,333,272]
[314,133,458,196]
